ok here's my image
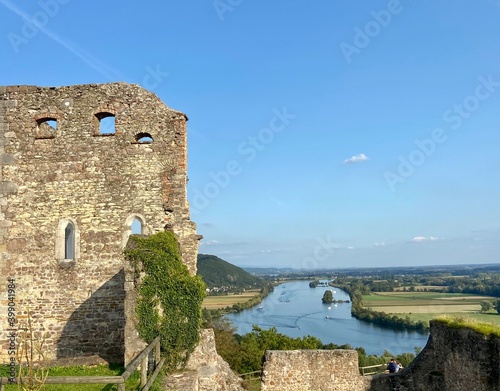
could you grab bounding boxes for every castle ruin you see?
[261,320,500,391]
[0,83,200,364]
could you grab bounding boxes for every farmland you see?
[202,290,261,309]
[362,291,500,326]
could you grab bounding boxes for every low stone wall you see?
[261,349,369,391]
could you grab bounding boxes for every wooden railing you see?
[359,363,387,376]
[237,365,388,382]
[238,370,261,387]
[0,336,165,391]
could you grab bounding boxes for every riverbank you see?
[202,283,274,321]
[226,280,428,356]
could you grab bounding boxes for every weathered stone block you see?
[0,181,18,194]
[262,349,366,391]
[0,154,14,164]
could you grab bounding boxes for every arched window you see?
[64,222,75,259]
[122,214,147,248]
[56,218,80,266]
[131,218,143,234]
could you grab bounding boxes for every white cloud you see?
[411,236,439,242]
[347,246,354,250]
[374,242,386,247]
[342,153,369,164]
[201,240,220,246]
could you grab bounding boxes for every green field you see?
[394,312,500,326]
[362,291,500,325]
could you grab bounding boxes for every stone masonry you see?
[0,83,200,364]
[369,320,500,391]
[260,320,500,391]
[261,349,369,391]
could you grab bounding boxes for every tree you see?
[211,318,243,372]
[309,280,319,288]
[495,300,500,314]
[480,301,493,313]
[322,290,333,303]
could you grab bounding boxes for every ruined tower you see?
[0,83,200,364]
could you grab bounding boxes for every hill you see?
[197,254,263,290]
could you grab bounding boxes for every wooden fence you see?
[359,363,387,376]
[0,336,164,391]
[238,364,388,384]
[238,369,261,387]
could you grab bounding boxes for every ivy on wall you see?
[125,231,206,370]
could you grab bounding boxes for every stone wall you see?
[261,349,369,391]
[259,321,500,391]
[185,329,245,391]
[164,329,246,390]
[368,320,500,391]
[0,83,200,364]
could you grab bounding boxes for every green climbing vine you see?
[125,231,206,370]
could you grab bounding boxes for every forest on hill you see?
[197,254,264,292]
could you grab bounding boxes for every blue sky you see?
[1,1,499,268]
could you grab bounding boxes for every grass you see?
[242,379,261,391]
[202,290,261,309]
[241,374,261,391]
[434,315,500,337]
[392,312,500,326]
[0,363,165,391]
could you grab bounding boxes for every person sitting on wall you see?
[387,358,398,373]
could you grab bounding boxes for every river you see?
[225,280,429,356]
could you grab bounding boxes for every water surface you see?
[226,280,429,356]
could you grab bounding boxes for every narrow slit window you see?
[65,222,75,259]
[96,113,116,135]
[56,218,80,265]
